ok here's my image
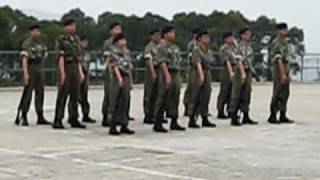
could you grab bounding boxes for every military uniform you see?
[143,41,159,123]
[229,40,257,125]
[101,37,114,126]
[187,42,216,128]
[108,47,132,129]
[53,33,83,128]
[183,40,197,115]
[15,37,49,126]
[68,43,95,122]
[217,43,237,117]
[153,41,183,130]
[269,37,292,121]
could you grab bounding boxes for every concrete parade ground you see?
[0,83,319,180]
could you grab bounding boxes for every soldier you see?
[153,25,185,133]
[108,33,135,135]
[68,36,96,123]
[52,19,86,129]
[216,31,236,119]
[14,24,51,126]
[101,22,135,127]
[183,28,201,116]
[187,29,216,128]
[143,28,162,124]
[229,28,258,126]
[267,23,294,124]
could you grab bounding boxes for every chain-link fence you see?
[0,50,316,87]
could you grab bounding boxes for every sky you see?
[1,0,319,52]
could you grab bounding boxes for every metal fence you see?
[0,50,319,87]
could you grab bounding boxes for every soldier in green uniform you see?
[183,28,201,116]
[52,19,86,129]
[108,33,135,135]
[14,24,51,126]
[68,36,96,123]
[267,23,294,124]
[229,28,258,126]
[143,28,162,124]
[101,22,123,127]
[216,32,236,119]
[153,25,185,133]
[187,29,216,128]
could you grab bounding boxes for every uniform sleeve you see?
[156,45,169,64]
[20,41,29,58]
[235,46,244,62]
[56,36,65,57]
[192,47,201,66]
[272,43,284,63]
[144,45,153,64]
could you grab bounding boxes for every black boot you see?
[267,113,279,124]
[242,112,258,125]
[170,118,186,131]
[109,124,121,135]
[52,119,65,129]
[37,112,51,125]
[217,111,228,119]
[188,116,200,129]
[82,115,96,123]
[21,113,29,126]
[202,116,216,128]
[102,116,110,127]
[153,117,168,133]
[14,111,21,126]
[184,105,188,117]
[230,113,241,126]
[120,125,135,135]
[69,118,86,129]
[280,111,295,124]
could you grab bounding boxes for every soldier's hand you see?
[165,76,172,89]
[230,72,235,81]
[199,74,205,84]
[60,73,66,86]
[281,75,289,84]
[23,73,29,85]
[79,72,85,83]
[151,72,157,81]
[118,77,124,87]
[241,73,246,81]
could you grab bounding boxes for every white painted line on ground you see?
[73,158,207,180]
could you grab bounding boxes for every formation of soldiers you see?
[14,18,295,136]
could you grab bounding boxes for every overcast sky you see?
[1,0,319,52]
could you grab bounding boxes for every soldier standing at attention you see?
[187,29,216,128]
[14,24,51,126]
[101,22,123,127]
[108,34,135,135]
[68,35,96,123]
[268,23,294,124]
[229,28,258,126]
[52,19,86,129]
[153,25,185,133]
[183,28,201,116]
[216,32,236,120]
[143,28,162,124]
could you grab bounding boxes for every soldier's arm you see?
[145,53,157,79]
[276,57,288,83]
[193,49,204,83]
[78,63,85,82]
[114,66,124,87]
[56,37,66,85]
[226,60,235,79]
[20,42,29,85]
[236,56,246,80]
[160,62,171,88]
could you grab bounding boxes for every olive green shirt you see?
[157,41,181,70]
[110,47,133,75]
[237,40,255,72]
[102,37,114,58]
[271,37,291,73]
[219,43,238,66]
[56,34,81,63]
[20,37,48,64]
[144,41,158,66]
[192,44,214,71]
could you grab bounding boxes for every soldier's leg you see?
[119,76,135,134]
[187,70,202,128]
[34,69,50,125]
[241,72,257,125]
[183,65,192,116]
[108,75,121,135]
[52,80,70,129]
[268,79,281,124]
[168,72,185,131]
[279,82,294,123]
[153,72,169,132]
[18,83,33,126]
[217,69,230,118]
[229,74,242,126]
[199,72,216,127]
[80,71,95,123]
[143,71,152,119]
[102,70,110,126]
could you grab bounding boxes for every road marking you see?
[73,158,207,180]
